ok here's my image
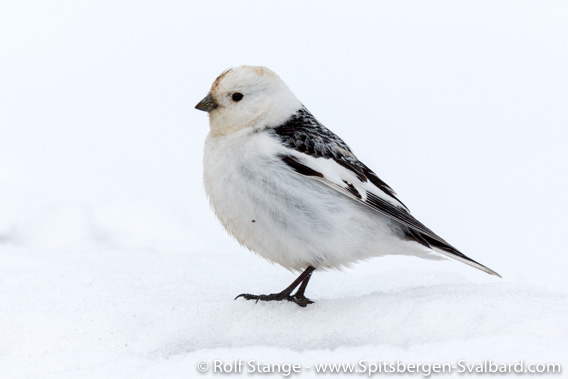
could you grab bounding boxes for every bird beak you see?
[195,93,218,112]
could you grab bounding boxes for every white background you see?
[1,1,567,378]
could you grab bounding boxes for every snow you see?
[2,240,567,378]
[1,1,568,378]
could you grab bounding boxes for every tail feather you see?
[422,234,501,278]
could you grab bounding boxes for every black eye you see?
[232,93,244,102]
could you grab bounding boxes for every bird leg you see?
[235,266,316,307]
[291,268,314,306]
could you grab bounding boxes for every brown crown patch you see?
[211,68,233,90]
[252,66,265,75]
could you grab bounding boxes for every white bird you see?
[196,65,500,307]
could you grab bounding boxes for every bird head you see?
[195,66,301,136]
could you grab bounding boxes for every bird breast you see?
[203,129,413,270]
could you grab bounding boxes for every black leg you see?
[290,269,314,307]
[235,266,316,307]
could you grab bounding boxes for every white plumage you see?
[204,123,439,271]
[196,65,499,306]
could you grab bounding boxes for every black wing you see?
[271,107,500,277]
[272,107,407,208]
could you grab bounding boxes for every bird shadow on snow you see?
[158,282,568,357]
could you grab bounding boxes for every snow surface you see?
[1,1,568,378]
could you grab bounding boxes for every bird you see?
[195,65,500,307]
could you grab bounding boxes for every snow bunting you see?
[196,65,500,307]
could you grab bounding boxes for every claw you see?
[234,266,316,307]
[234,292,314,307]
[291,294,314,307]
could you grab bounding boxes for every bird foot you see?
[235,292,314,307]
[291,294,315,307]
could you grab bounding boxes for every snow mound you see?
[1,244,566,378]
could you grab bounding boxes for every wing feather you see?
[271,108,500,277]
